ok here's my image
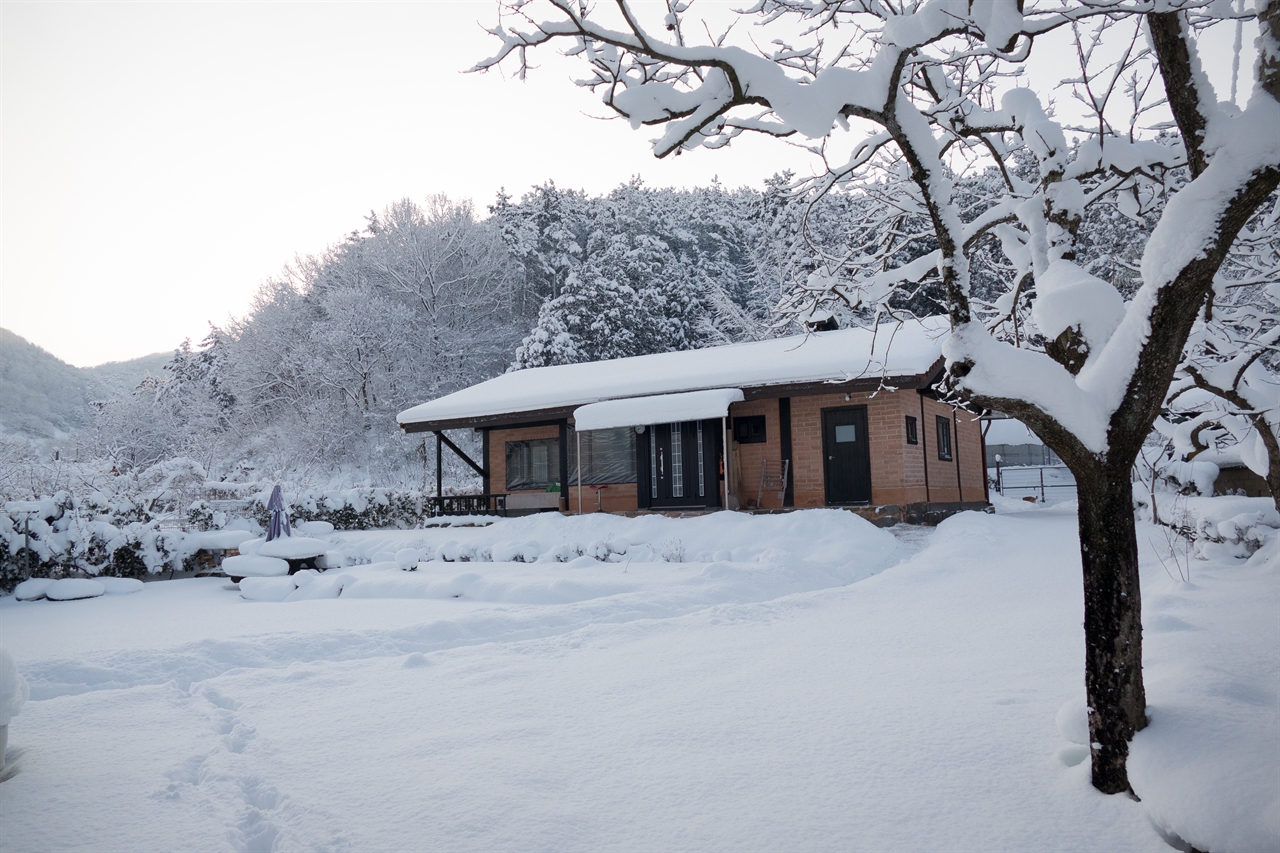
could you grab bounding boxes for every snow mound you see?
[285,574,354,601]
[0,648,29,726]
[190,530,254,550]
[96,577,144,595]
[395,548,420,570]
[1055,697,1089,745]
[239,576,298,602]
[258,537,328,559]
[296,520,335,535]
[223,555,290,578]
[13,578,54,601]
[316,551,345,569]
[45,579,106,601]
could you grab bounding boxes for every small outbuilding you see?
[398,317,989,524]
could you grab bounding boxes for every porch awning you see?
[573,388,744,431]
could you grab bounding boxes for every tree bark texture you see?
[1075,464,1148,794]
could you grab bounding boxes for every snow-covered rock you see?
[45,578,106,601]
[222,555,290,579]
[13,578,54,601]
[395,548,420,570]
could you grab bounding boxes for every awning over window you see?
[573,388,744,431]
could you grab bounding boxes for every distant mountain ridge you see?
[0,328,171,439]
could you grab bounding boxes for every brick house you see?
[398,318,989,523]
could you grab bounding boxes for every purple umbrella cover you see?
[266,484,292,542]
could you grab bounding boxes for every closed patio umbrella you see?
[266,485,292,542]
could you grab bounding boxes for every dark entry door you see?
[648,421,717,509]
[822,406,872,504]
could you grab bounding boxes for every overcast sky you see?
[1,1,1250,367]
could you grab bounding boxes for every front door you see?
[822,406,872,504]
[647,421,717,509]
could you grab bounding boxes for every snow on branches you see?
[477,0,1280,797]
[476,0,1280,461]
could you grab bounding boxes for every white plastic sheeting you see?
[573,389,745,431]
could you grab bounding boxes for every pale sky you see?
[0,2,1251,367]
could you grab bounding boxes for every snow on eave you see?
[398,318,950,431]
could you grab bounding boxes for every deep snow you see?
[0,505,1274,853]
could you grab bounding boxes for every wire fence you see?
[989,464,1078,502]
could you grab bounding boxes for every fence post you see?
[1040,467,1046,502]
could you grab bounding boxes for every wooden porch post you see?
[436,432,443,499]
[576,431,583,515]
[722,417,730,511]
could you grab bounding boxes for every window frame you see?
[935,415,953,461]
[905,415,918,445]
[505,438,561,491]
[733,415,767,444]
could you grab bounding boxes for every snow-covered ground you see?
[0,505,1275,852]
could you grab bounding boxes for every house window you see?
[906,416,918,445]
[567,427,637,485]
[936,415,953,461]
[733,415,766,444]
[506,439,560,491]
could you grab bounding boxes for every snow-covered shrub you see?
[186,500,215,531]
[660,539,686,563]
[249,488,432,531]
[0,494,188,591]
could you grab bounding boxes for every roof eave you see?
[398,357,947,434]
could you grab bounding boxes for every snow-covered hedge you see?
[0,484,458,592]
[0,493,189,591]
[246,488,438,532]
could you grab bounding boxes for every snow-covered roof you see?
[399,317,949,430]
[574,389,745,431]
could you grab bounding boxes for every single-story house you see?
[398,317,989,523]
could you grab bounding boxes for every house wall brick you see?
[784,389,989,508]
[485,391,987,516]
[915,397,985,504]
[727,399,785,509]
[567,482,639,514]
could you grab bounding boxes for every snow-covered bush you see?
[0,494,190,591]
[248,488,434,531]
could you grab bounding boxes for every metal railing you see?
[425,493,508,517]
[990,464,1078,502]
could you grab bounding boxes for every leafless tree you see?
[476,0,1280,793]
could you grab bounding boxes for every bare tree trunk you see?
[1252,414,1280,514]
[1075,465,1148,794]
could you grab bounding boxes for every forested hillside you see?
[3,169,1161,497]
[0,330,166,439]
